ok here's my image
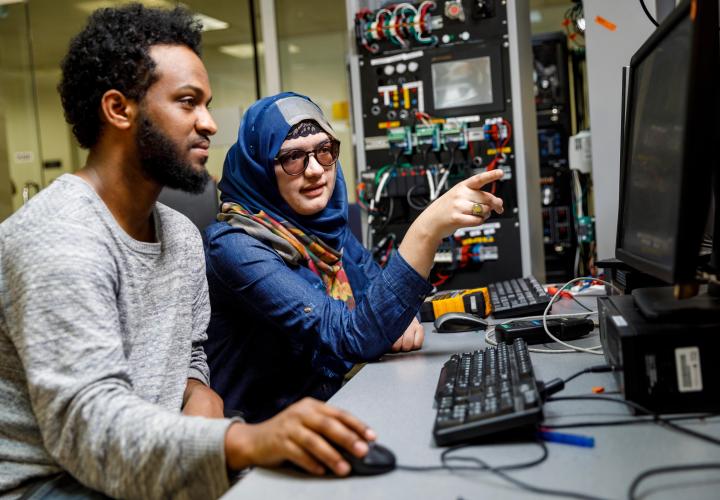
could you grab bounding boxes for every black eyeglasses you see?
[275,139,340,176]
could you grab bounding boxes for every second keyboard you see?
[433,339,543,446]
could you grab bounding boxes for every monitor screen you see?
[618,16,692,276]
[431,56,493,110]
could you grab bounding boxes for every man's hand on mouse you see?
[224,397,376,476]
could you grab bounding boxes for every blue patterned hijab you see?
[218,92,349,250]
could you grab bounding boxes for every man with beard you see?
[0,5,376,499]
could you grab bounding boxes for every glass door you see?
[0,0,43,221]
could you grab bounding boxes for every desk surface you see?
[223,300,720,500]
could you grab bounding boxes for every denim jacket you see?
[203,221,433,422]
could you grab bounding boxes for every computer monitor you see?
[615,0,719,292]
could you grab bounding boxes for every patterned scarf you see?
[219,202,355,308]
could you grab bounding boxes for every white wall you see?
[583,0,656,259]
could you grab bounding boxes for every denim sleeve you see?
[356,238,383,283]
[205,230,432,363]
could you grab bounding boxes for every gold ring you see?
[471,202,486,217]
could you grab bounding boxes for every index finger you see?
[463,169,504,190]
[320,404,377,443]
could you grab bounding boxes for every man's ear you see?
[99,89,136,131]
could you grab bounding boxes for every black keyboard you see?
[433,339,543,446]
[488,276,551,318]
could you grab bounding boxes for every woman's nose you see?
[304,154,324,176]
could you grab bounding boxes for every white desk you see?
[223,299,720,499]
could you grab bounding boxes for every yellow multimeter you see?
[419,287,491,322]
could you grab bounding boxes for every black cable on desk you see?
[628,463,720,500]
[638,0,659,27]
[397,440,610,500]
[543,413,719,430]
[440,440,549,471]
[562,364,615,385]
[395,439,548,472]
[547,395,720,447]
[564,293,595,313]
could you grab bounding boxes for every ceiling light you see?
[193,12,229,32]
[0,0,26,5]
[75,2,227,33]
[76,1,173,15]
[219,43,264,59]
[288,44,300,54]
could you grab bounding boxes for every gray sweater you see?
[0,175,232,499]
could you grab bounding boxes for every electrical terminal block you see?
[482,117,509,142]
[415,124,442,152]
[577,215,595,243]
[387,126,413,156]
[441,122,468,150]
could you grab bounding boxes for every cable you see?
[395,439,547,472]
[485,310,598,354]
[638,0,659,27]
[547,395,720,447]
[544,285,595,312]
[484,277,604,354]
[434,168,451,198]
[629,463,720,500]
[543,413,720,430]
[540,277,621,355]
[406,184,431,210]
[399,441,609,500]
[566,293,594,312]
[562,364,614,384]
[444,441,607,500]
[425,168,436,200]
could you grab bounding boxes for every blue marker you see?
[537,429,595,448]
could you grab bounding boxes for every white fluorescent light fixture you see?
[76,2,227,33]
[76,0,174,15]
[193,12,229,32]
[219,43,263,59]
[0,0,27,5]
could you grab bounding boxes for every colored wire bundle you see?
[355,1,437,53]
[562,1,585,50]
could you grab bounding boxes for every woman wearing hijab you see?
[204,93,504,423]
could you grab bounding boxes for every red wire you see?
[432,273,450,287]
[382,239,394,267]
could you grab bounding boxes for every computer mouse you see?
[434,312,488,333]
[335,441,396,476]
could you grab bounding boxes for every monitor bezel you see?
[615,0,718,284]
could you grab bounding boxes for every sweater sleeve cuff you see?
[188,367,210,386]
[382,252,433,309]
[180,417,237,497]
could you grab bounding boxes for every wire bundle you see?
[483,118,512,194]
[562,1,585,50]
[355,1,438,53]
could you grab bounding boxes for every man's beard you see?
[136,115,210,194]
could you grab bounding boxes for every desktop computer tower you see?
[598,295,720,414]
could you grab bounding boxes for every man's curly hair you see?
[58,3,202,149]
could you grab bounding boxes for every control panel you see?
[351,0,527,289]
